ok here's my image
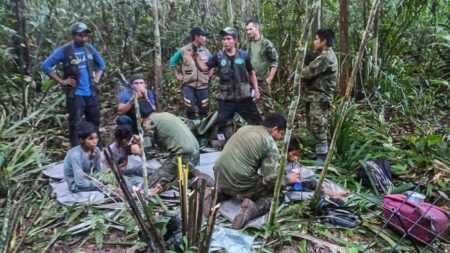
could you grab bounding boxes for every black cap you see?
[220,27,237,39]
[70,22,92,34]
[190,27,209,37]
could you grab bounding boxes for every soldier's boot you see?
[315,143,329,165]
[232,198,271,229]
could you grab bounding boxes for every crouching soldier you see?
[214,113,300,228]
[64,121,103,192]
[143,112,205,194]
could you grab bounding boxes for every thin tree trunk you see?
[268,0,321,228]
[339,0,349,95]
[152,0,162,103]
[371,1,380,85]
[310,0,381,208]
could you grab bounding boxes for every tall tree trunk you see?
[371,1,380,86]
[339,0,349,95]
[152,0,162,103]
[201,0,210,24]
[312,0,321,35]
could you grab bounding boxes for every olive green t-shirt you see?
[247,36,279,80]
[215,125,280,195]
[149,112,199,155]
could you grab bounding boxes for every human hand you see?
[175,73,184,81]
[286,172,301,183]
[149,183,163,195]
[254,89,261,100]
[130,144,140,155]
[266,77,273,85]
[61,77,77,87]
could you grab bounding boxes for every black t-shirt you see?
[206,50,253,72]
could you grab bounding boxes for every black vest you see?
[217,49,252,101]
[62,42,95,94]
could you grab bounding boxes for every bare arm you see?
[48,71,77,87]
[93,70,103,83]
[266,67,277,85]
[117,94,135,115]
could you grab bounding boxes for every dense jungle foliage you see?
[0,0,449,252]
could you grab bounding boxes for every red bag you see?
[383,194,449,244]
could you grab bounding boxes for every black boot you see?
[232,198,271,229]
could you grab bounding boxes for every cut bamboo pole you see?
[268,0,321,228]
[310,0,381,209]
[201,203,220,253]
[104,147,165,252]
[132,93,148,194]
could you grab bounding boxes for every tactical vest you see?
[62,42,95,94]
[180,44,210,89]
[217,49,252,101]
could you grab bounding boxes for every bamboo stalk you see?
[133,187,166,248]
[104,147,165,252]
[133,93,148,194]
[268,0,321,228]
[201,203,220,253]
[193,179,206,245]
[78,171,124,202]
[310,0,381,209]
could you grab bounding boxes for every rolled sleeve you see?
[41,47,64,74]
[260,141,280,185]
[267,42,279,68]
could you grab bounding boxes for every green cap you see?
[220,27,237,39]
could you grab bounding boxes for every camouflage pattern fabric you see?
[300,47,338,153]
[148,153,199,191]
[256,79,274,116]
[301,47,338,103]
[304,101,331,148]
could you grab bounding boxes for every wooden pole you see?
[268,0,321,228]
[310,0,381,209]
[133,94,148,193]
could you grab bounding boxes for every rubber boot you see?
[232,198,271,229]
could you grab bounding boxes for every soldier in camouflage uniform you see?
[214,113,300,229]
[143,112,200,193]
[245,20,279,117]
[301,29,338,162]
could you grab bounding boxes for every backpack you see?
[315,198,358,228]
[356,159,394,194]
[383,194,449,244]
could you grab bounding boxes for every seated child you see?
[108,124,143,176]
[64,121,103,192]
[285,149,349,199]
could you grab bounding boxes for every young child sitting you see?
[64,121,103,192]
[108,124,143,176]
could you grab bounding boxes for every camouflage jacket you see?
[301,47,338,102]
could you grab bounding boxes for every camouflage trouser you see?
[148,152,200,191]
[305,101,331,154]
[256,79,274,116]
[219,176,273,206]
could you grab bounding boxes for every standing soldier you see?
[169,27,212,119]
[194,27,262,132]
[300,29,338,162]
[41,22,106,147]
[245,20,279,117]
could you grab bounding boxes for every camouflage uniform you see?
[214,125,280,201]
[144,112,200,191]
[301,48,338,155]
[246,36,279,116]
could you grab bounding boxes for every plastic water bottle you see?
[294,182,302,191]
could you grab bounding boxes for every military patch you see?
[234,58,244,64]
[220,59,227,66]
